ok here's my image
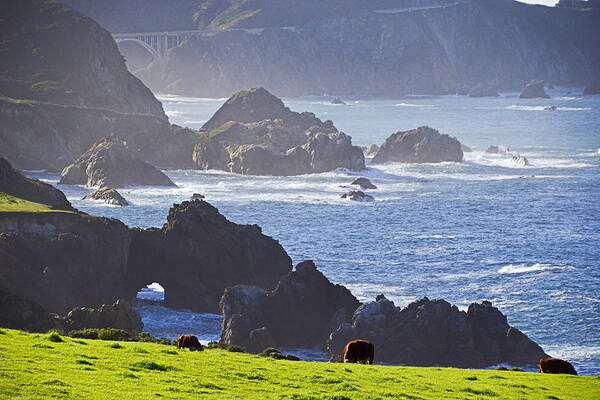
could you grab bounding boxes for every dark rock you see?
[351,177,377,190]
[461,144,473,153]
[127,200,292,313]
[0,283,62,332]
[193,88,364,176]
[191,193,205,200]
[544,105,558,111]
[331,98,346,105]
[327,297,548,368]
[60,136,176,188]
[62,299,143,336]
[83,187,129,206]
[220,260,360,352]
[372,126,463,164]
[486,145,501,154]
[0,196,291,315]
[0,158,74,211]
[519,80,550,99]
[583,80,600,95]
[362,144,379,157]
[468,82,499,97]
[341,190,374,202]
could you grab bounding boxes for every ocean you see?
[27,87,600,375]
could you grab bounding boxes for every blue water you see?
[28,87,600,374]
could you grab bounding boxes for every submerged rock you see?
[83,187,129,206]
[544,105,558,111]
[327,296,548,368]
[192,88,364,176]
[372,126,463,164]
[330,98,346,105]
[519,80,550,99]
[341,190,374,202]
[60,136,176,188]
[220,260,360,352]
[351,177,377,190]
[63,299,143,336]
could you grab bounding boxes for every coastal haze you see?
[0,0,599,396]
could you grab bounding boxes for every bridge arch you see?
[115,38,164,65]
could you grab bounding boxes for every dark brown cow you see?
[177,334,203,351]
[343,339,374,364]
[539,358,577,375]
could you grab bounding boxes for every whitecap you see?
[415,234,456,239]
[395,103,434,108]
[497,263,564,274]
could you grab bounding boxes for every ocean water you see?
[28,87,600,374]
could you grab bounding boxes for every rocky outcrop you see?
[220,260,360,352]
[486,145,504,154]
[192,88,364,175]
[0,284,62,332]
[60,136,175,188]
[0,158,74,211]
[362,144,379,158]
[584,80,600,95]
[62,299,143,335]
[351,177,377,190]
[0,98,200,172]
[331,98,346,105]
[519,80,550,99]
[327,296,548,368]
[79,1,600,97]
[460,144,473,153]
[372,126,463,164]
[511,154,530,167]
[468,82,499,97]
[341,191,374,202]
[83,187,129,206]
[127,200,292,313]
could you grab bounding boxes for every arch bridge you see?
[112,30,207,63]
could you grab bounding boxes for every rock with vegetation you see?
[583,79,600,95]
[0,283,62,332]
[372,126,463,164]
[468,82,499,97]
[62,299,143,336]
[60,136,175,188]
[0,158,74,212]
[220,260,360,352]
[83,187,129,206]
[519,80,550,99]
[327,296,548,368]
[192,88,364,175]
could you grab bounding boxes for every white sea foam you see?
[165,110,183,117]
[395,103,434,108]
[415,234,456,239]
[497,263,564,274]
[506,105,591,111]
[156,94,227,103]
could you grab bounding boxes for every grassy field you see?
[0,192,72,213]
[0,329,598,399]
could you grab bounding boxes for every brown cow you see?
[539,358,577,375]
[177,334,203,351]
[343,339,374,364]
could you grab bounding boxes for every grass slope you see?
[0,329,598,399]
[0,192,71,213]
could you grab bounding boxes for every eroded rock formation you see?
[220,260,360,352]
[192,88,365,175]
[372,126,463,164]
[327,296,548,368]
[519,80,550,99]
[83,187,129,206]
[60,136,175,188]
[63,299,143,335]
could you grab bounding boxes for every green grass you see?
[0,329,598,399]
[0,192,70,213]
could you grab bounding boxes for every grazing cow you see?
[539,358,577,375]
[177,334,203,351]
[343,339,374,364]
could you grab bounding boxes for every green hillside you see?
[0,328,598,399]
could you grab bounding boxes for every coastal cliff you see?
[63,0,600,97]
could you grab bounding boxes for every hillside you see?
[60,0,600,97]
[1,328,598,399]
